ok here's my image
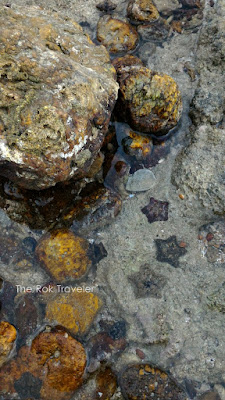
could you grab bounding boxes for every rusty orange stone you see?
[0,321,17,367]
[35,229,91,282]
[0,327,86,400]
[45,291,102,336]
[127,0,160,23]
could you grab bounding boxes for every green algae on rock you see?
[113,56,182,135]
[0,6,118,189]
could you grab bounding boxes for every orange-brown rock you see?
[113,56,182,135]
[35,229,91,282]
[120,364,186,399]
[0,327,86,400]
[0,321,17,367]
[97,16,139,53]
[45,291,102,336]
[96,367,117,399]
[0,6,118,190]
[127,0,160,23]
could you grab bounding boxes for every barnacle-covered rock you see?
[113,56,182,135]
[127,0,160,23]
[97,15,139,53]
[0,6,118,189]
[0,321,17,367]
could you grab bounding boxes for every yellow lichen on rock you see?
[0,321,17,367]
[35,229,91,282]
[45,291,102,335]
[97,15,139,53]
[114,58,182,135]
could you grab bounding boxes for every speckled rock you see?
[0,321,17,367]
[113,56,182,135]
[127,0,159,23]
[97,15,139,53]
[172,125,225,215]
[120,364,186,399]
[35,229,91,282]
[44,290,102,336]
[0,6,118,189]
[0,326,86,399]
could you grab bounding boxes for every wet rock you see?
[88,331,126,370]
[155,235,187,267]
[141,197,169,223]
[126,169,156,192]
[15,295,39,341]
[0,321,17,367]
[63,185,122,234]
[137,19,170,42]
[14,372,42,400]
[198,221,225,263]
[122,131,153,160]
[129,263,166,298]
[127,0,160,23]
[120,364,186,399]
[97,16,139,53]
[0,6,118,190]
[96,0,117,12]
[172,125,225,215]
[0,326,86,399]
[96,367,118,399]
[35,229,91,282]
[45,291,102,336]
[153,0,180,13]
[113,57,182,135]
[199,390,221,400]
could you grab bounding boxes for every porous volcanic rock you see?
[0,6,118,189]
[113,56,182,135]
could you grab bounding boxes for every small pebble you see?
[126,169,156,192]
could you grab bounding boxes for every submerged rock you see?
[120,364,186,399]
[113,56,182,135]
[0,321,17,367]
[97,15,139,53]
[126,169,156,192]
[44,290,102,336]
[127,0,160,23]
[0,327,86,399]
[0,6,118,189]
[35,229,91,282]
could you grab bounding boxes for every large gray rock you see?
[0,6,118,189]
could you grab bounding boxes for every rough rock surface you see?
[97,16,139,53]
[0,321,17,367]
[127,0,160,23]
[0,327,86,399]
[0,6,118,189]
[172,125,225,215]
[113,57,182,135]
